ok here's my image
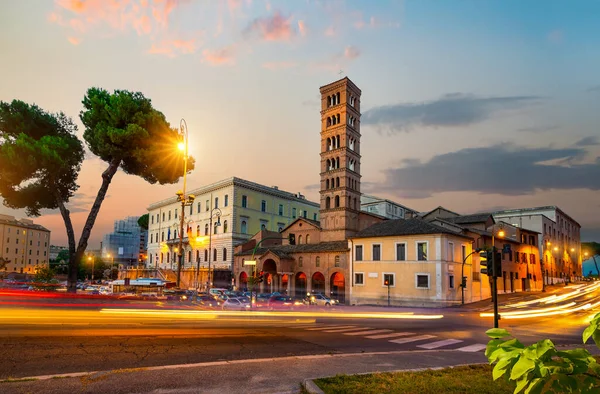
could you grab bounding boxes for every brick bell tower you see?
[319,77,362,242]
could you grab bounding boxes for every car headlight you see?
[182,296,187,300]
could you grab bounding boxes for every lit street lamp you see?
[175,119,195,289]
[491,227,505,328]
[207,206,222,292]
[88,255,94,283]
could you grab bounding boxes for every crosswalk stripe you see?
[456,344,487,352]
[389,335,436,344]
[322,327,372,333]
[417,339,463,349]
[343,329,393,336]
[305,325,355,331]
[365,332,415,339]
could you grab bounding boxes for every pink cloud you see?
[298,20,307,37]
[262,61,296,70]
[148,38,199,57]
[245,11,295,41]
[324,26,335,37]
[344,45,360,60]
[67,36,81,45]
[202,47,235,66]
[133,14,152,35]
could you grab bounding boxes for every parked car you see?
[305,293,334,306]
[222,297,251,311]
[267,295,304,310]
[194,295,220,308]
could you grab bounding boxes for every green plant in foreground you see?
[486,312,600,393]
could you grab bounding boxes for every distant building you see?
[146,177,320,288]
[101,216,143,267]
[360,194,417,219]
[493,206,582,284]
[49,245,68,261]
[0,214,51,274]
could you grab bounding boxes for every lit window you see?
[417,242,428,261]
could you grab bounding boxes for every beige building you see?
[349,218,474,307]
[0,214,51,275]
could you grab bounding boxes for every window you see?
[292,208,297,219]
[188,251,192,263]
[306,235,310,243]
[162,213,165,221]
[416,274,430,289]
[151,215,154,224]
[196,225,200,236]
[313,213,318,221]
[224,195,228,207]
[241,220,247,234]
[315,256,320,267]
[462,245,466,262]
[335,255,340,267]
[261,222,267,230]
[204,250,208,261]
[449,275,455,289]
[448,242,455,262]
[150,234,153,243]
[417,242,428,261]
[161,232,164,241]
[206,200,209,211]
[168,211,171,220]
[303,210,307,218]
[241,195,247,208]
[174,230,177,239]
[299,257,303,267]
[215,197,219,209]
[298,235,303,244]
[189,205,193,215]
[197,202,201,213]
[223,248,227,261]
[223,220,228,233]
[261,200,267,212]
[204,224,209,235]
[372,244,381,261]
[395,243,406,261]
[354,272,364,285]
[279,204,283,216]
[355,245,363,261]
[515,252,520,263]
[383,273,395,287]
[175,209,178,219]
[213,222,218,234]
[213,248,217,261]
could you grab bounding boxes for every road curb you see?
[301,363,489,394]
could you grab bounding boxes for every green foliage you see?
[34,266,55,283]
[582,242,600,257]
[80,88,195,184]
[485,313,600,393]
[138,214,149,230]
[54,249,70,264]
[0,100,84,216]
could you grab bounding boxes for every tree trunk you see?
[56,193,78,294]
[73,158,121,286]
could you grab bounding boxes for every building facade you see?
[360,194,417,220]
[146,177,320,288]
[0,214,51,275]
[49,245,68,261]
[101,216,143,267]
[493,206,582,284]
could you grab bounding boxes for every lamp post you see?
[88,255,94,283]
[207,206,222,292]
[175,119,195,289]
[461,248,482,305]
[491,227,505,329]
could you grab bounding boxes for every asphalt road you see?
[1,282,599,393]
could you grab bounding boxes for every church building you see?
[233,77,385,304]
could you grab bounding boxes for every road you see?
[1,282,599,393]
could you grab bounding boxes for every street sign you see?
[244,260,257,266]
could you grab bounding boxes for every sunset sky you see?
[1,0,599,248]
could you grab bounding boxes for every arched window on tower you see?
[327,96,331,107]
[327,117,331,127]
[349,138,355,151]
[326,179,330,189]
[335,195,340,208]
[336,114,340,124]
[336,157,340,169]
[336,135,340,148]
[336,92,340,104]
[336,177,340,187]
[349,159,355,171]
[326,159,331,171]
[326,196,331,209]
[354,197,357,209]
[327,137,332,150]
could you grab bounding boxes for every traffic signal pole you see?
[492,234,499,328]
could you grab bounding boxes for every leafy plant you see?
[485,313,600,393]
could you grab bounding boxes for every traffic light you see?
[480,250,490,275]
[384,280,389,286]
[257,271,264,283]
[461,276,467,288]
[494,250,502,278]
[289,233,296,245]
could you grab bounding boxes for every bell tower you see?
[319,77,362,242]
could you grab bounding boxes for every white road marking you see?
[365,332,415,339]
[389,335,436,344]
[417,339,463,349]
[304,325,355,331]
[343,329,393,336]
[322,327,372,333]
[456,343,487,352]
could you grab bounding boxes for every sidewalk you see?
[1,350,488,394]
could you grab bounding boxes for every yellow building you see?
[0,214,51,275]
[349,218,474,307]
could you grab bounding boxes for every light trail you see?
[481,301,600,320]
[479,302,576,317]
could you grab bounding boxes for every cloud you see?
[362,93,543,133]
[148,38,198,57]
[202,46,235,66]
[244,10,296,41]
[575,136,600,147]
[262,61,296,70]
[379,144,599,198]
[298,20,307,37]
[587,85,600,93]
[517,125,559,133]
[547,29,564,44]
[344,45,360,59]
[324,26,336,37]
[67,36,81,45]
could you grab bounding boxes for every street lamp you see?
[88,255,94,283]
[175,118,195,289]
[207,206,222,292]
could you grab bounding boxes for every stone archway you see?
[281,274,289,295]
[330,271,345,303]
[262,259,277,293]
[295,272,307,298]
[239,271,248,291]
[312,272,325,295]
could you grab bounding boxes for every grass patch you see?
[313,364,514,394]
